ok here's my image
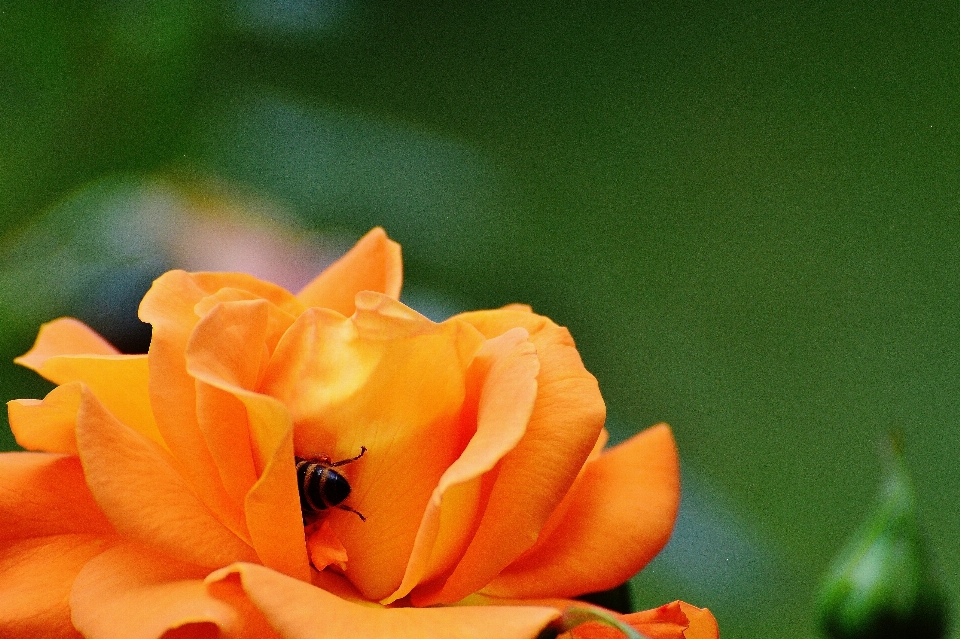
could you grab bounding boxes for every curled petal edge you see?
[383,327,539,604]
[462,596,717,639]
[296,227,403,315]
[69,543,282,639]
[74,386,258,569]
[485,424,680,599]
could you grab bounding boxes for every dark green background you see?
[1,2,957,637]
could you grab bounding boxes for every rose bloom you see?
[1,229,717,639]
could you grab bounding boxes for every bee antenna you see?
[338,504,367,522]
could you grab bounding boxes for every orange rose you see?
[2,228,717,638]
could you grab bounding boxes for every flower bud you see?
[817,438,949,639]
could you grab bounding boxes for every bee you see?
[295,446,367,522]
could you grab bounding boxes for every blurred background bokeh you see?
[1,2,958,637]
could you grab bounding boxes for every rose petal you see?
[414,309,605,605]
[186,300,311,581]
[296,228,402,314]
[193,287,300,357]
[568,604,686,639]
[15,318,118,370]
[138,270,302,533]
[676,602,719,639]
[70,543,281,639]
[0,534,115,639]
[241,396,309,581]
[306,520,349,572]
[310,567,369,604]
[7,384,82,454]
[262,294,485,599]
[207,562,561,639]
[385,327,539,604]
[194,381,258,517]
[187,301,268,517]
[0,452,114,540]
[485,424,680,599]
[75,388,257,568]
[190,272,304,313]
[187,294,297,519]
[139,270,225,475]
[15,318,164,448]
[463,596,714,639]
[571,601,718,639]
[15,353,165,450]
[619,601,689,639]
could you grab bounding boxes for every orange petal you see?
[186,300,310,581]
[138,270,302,534]
[70,543,281,639]
[207,562,561,639]
[676,602,720,639]
[139,270,222,467]
[415,309,605,605]
[590,601,718,639]
[0,452,114,540]
[453,308,555,344]
[485,424,680,599]
[194,381,258,521]
[192,286,300,356]
[306,520,349,572]
[7,383,82,454]
[566,609,685,639]
[310,566,369,604]
[241,396,309,581]
[187,294,298,518]
[386,327,539,604]
[17,353,164,449]
[15,317,164,447]
[15,318,118,371]
[186,299,274,392]
[186,301,268,521]
[616,601,689,639]
[261,294,484,599]
[0,534,115,639]
[465,597,714,639]
[296,227,403,315]
[74,387,257,569]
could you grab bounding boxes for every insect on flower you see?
[296,446,367,522]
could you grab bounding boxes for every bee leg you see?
[338,504,367,522]
[328,446,367,468]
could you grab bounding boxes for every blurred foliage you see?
[0,0,206,227]
[2,2,960,638]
